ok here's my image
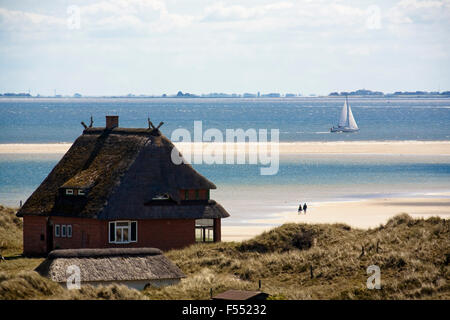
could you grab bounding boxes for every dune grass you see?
[0,205,23,256]
[0,205,448,300]
[146,215,449,300]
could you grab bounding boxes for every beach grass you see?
[0,205,448,300]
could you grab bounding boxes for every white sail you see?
[347,104,358,129]
[338,100,348,127]
[331,97,359,132]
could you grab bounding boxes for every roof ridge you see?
[47,247,162,259]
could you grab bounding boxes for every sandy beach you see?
[222,196,450,241]
[1,140,450,155]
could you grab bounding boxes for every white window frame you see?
[108,221,137,244]
[61,225,67,237]
[67,225,72,238]
[195,219,214,243]
[65,189,74,195]
[78,189,85,196]
[55,224,61,237]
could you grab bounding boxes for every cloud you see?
[0,0,449,96]
[202,1,293,21]
[200,1,370,32]
[81,0,165,16]
[386,0,450,25]
[0,7,65,32]
[0,0,196,38]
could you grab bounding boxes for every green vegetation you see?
[0,205,448,300]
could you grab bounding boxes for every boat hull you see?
[330,126,359,133]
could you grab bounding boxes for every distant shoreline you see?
[1,96,449,102]
[1,140,450,155]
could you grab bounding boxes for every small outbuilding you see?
[35,248,185,290]
[212,290,269,301]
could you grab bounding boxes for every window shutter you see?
[131,222,137,242]
[109,222,115,242]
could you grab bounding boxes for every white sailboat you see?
[330,96,359,133]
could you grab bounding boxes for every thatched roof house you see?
[17,116,230,255]
[35,248,185,290]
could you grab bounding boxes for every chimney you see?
[106,115,119,129]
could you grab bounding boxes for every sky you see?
[0,0,449,96]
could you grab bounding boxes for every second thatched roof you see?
[35,248,185,283]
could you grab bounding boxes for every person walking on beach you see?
[303,203,307,214]
[298,203,303,214]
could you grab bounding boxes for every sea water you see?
[0,97,449,225]
[1,97,450,143]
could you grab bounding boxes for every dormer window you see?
[65,189,74,195]
[152,193,170,200]
[78,189,85,196]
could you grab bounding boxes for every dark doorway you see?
[46,219,53,253]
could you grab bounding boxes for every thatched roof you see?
[35,248,185,283]
[48,248,162,258]
[17,125,229,220]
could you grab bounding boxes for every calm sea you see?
[1,97,450,223]
[1,97,450,143]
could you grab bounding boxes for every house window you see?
[55,225,61,237]
[195,190,199,200]
[195,219,214,243]
[57,225,72,238]
[184,190,189,200]
[65,189,74,195]
[78,190,85,196]
[109,221,137,244]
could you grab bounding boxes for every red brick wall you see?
[24,217,198,254]
[115,219,195,251]
[105,115,119,128]
[51,216,103,251]
[23,216,48,255]
[23,216,222,255]
[214,218,221,242]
